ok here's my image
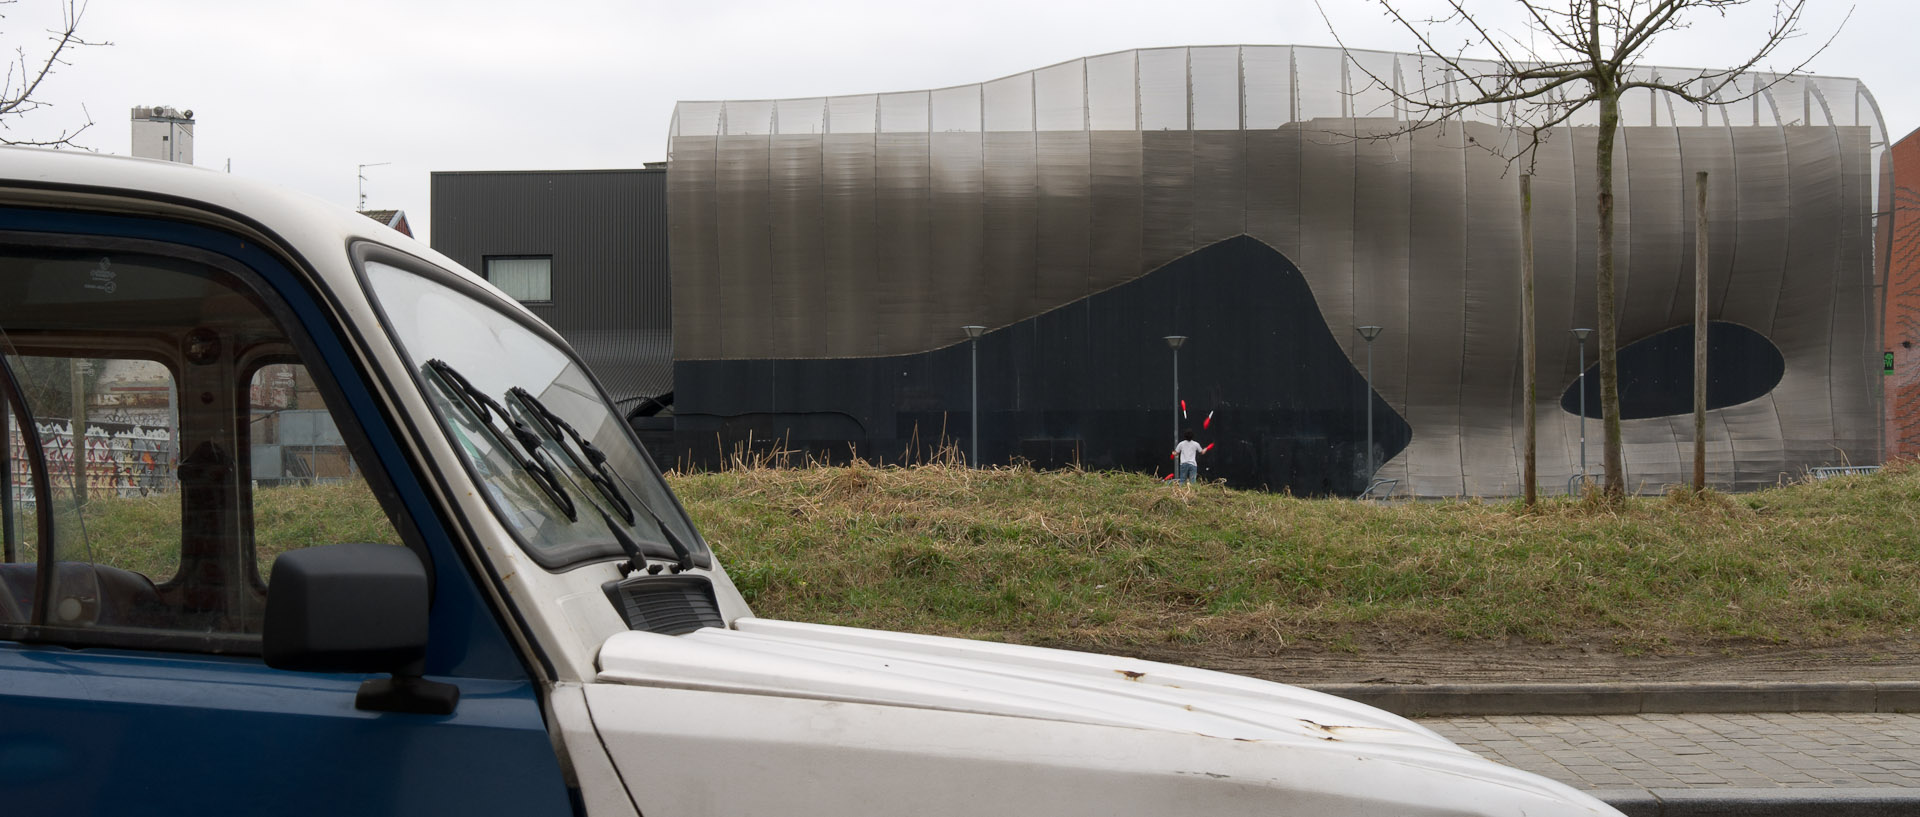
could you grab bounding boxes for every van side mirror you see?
[264,543,458,714]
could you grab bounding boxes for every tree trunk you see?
[1697,170,1712,490]
[1521,174,1537,506]
[1694,171,1709,493]
[1595,92,1626,501]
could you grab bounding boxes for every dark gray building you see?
[430,168,673,413]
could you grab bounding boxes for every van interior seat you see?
[0,575,18,623]
[0,562,164,627]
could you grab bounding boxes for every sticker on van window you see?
[85,257,117,294]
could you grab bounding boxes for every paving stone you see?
[1419,712,1920,795]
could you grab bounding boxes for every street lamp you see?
[962,326,985,468]
[1571,328,1593,492]
[1163,336,1187,445]
[1356,326,1384,481]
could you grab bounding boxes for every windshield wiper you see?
[597,507,694,576]
[428,360,698,573]
[508,386,635,525]
[509,386,698,573]
[425,359,576,521]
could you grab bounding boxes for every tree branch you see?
[0,0,108,148]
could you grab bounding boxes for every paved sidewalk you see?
[1420,712,1920,816]
[1313,680,1920,717]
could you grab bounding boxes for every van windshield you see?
[362,259,707,570]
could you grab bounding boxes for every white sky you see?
[6,0,1901,245]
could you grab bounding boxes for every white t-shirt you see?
[1174,440,1202,466]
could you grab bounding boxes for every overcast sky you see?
[6,0,1901,245]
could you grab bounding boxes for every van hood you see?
[591,618,1620,816]
[596,617,1458,753]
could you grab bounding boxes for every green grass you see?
[670,461,1920,653]
[9,480,401,581]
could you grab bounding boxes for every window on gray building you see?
[484,256,552,303]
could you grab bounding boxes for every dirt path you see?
[1097,635,1920,686]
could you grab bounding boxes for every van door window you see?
[0,243,402,649]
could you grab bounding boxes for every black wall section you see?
[667,236,1410,496]
[430,168,673,408]
[1560,322,1786,419]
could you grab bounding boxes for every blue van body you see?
[0,198,571,815]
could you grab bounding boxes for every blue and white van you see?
[0,147,1621,816]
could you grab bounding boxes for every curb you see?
[1307,681,1920,717]
[1593,787,1920,817]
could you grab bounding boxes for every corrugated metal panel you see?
[1530,135,1580,485]
[715,135,774,360]
[1830,126,1879,459]
[1191,130,1246,245]
[820,133,879,359]
[929,131,986,334]
[1402,125,1468,496]
[1460,124,1524,496]
[769,134,828,359]
[1620,126,1686,342]
[667,136,721,360]
[1350,120,1411,481]
[876,131,932,355]
[429,168,674,405]
[1087,130,1143,294]
[1775,127,1844,472]
[1035,131,1092,310]
[983,131,1039,327]
[1139,130,1194,276]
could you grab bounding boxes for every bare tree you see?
[1,0,105,147]
[1326,0,1837,502]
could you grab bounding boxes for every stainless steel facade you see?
[431,169,673,410]
[667,46,1887,496]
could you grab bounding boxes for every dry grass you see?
[671,458,1920,654]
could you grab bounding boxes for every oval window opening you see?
[1561,322,1784,420]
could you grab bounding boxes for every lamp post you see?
[962,326,985,468]
[1572,328,1593,491]
[1356,326,1384,481]
[1163,336,1187,444]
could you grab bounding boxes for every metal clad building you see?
[430,168,673,411]
[666,45,1888,496]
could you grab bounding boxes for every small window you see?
[484,256,552,303]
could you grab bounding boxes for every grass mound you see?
[671,460,1920,653]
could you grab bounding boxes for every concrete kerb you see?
[1308,680,1920,717]
[1592,787,1920,817]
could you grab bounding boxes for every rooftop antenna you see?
[357,162,390,210]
